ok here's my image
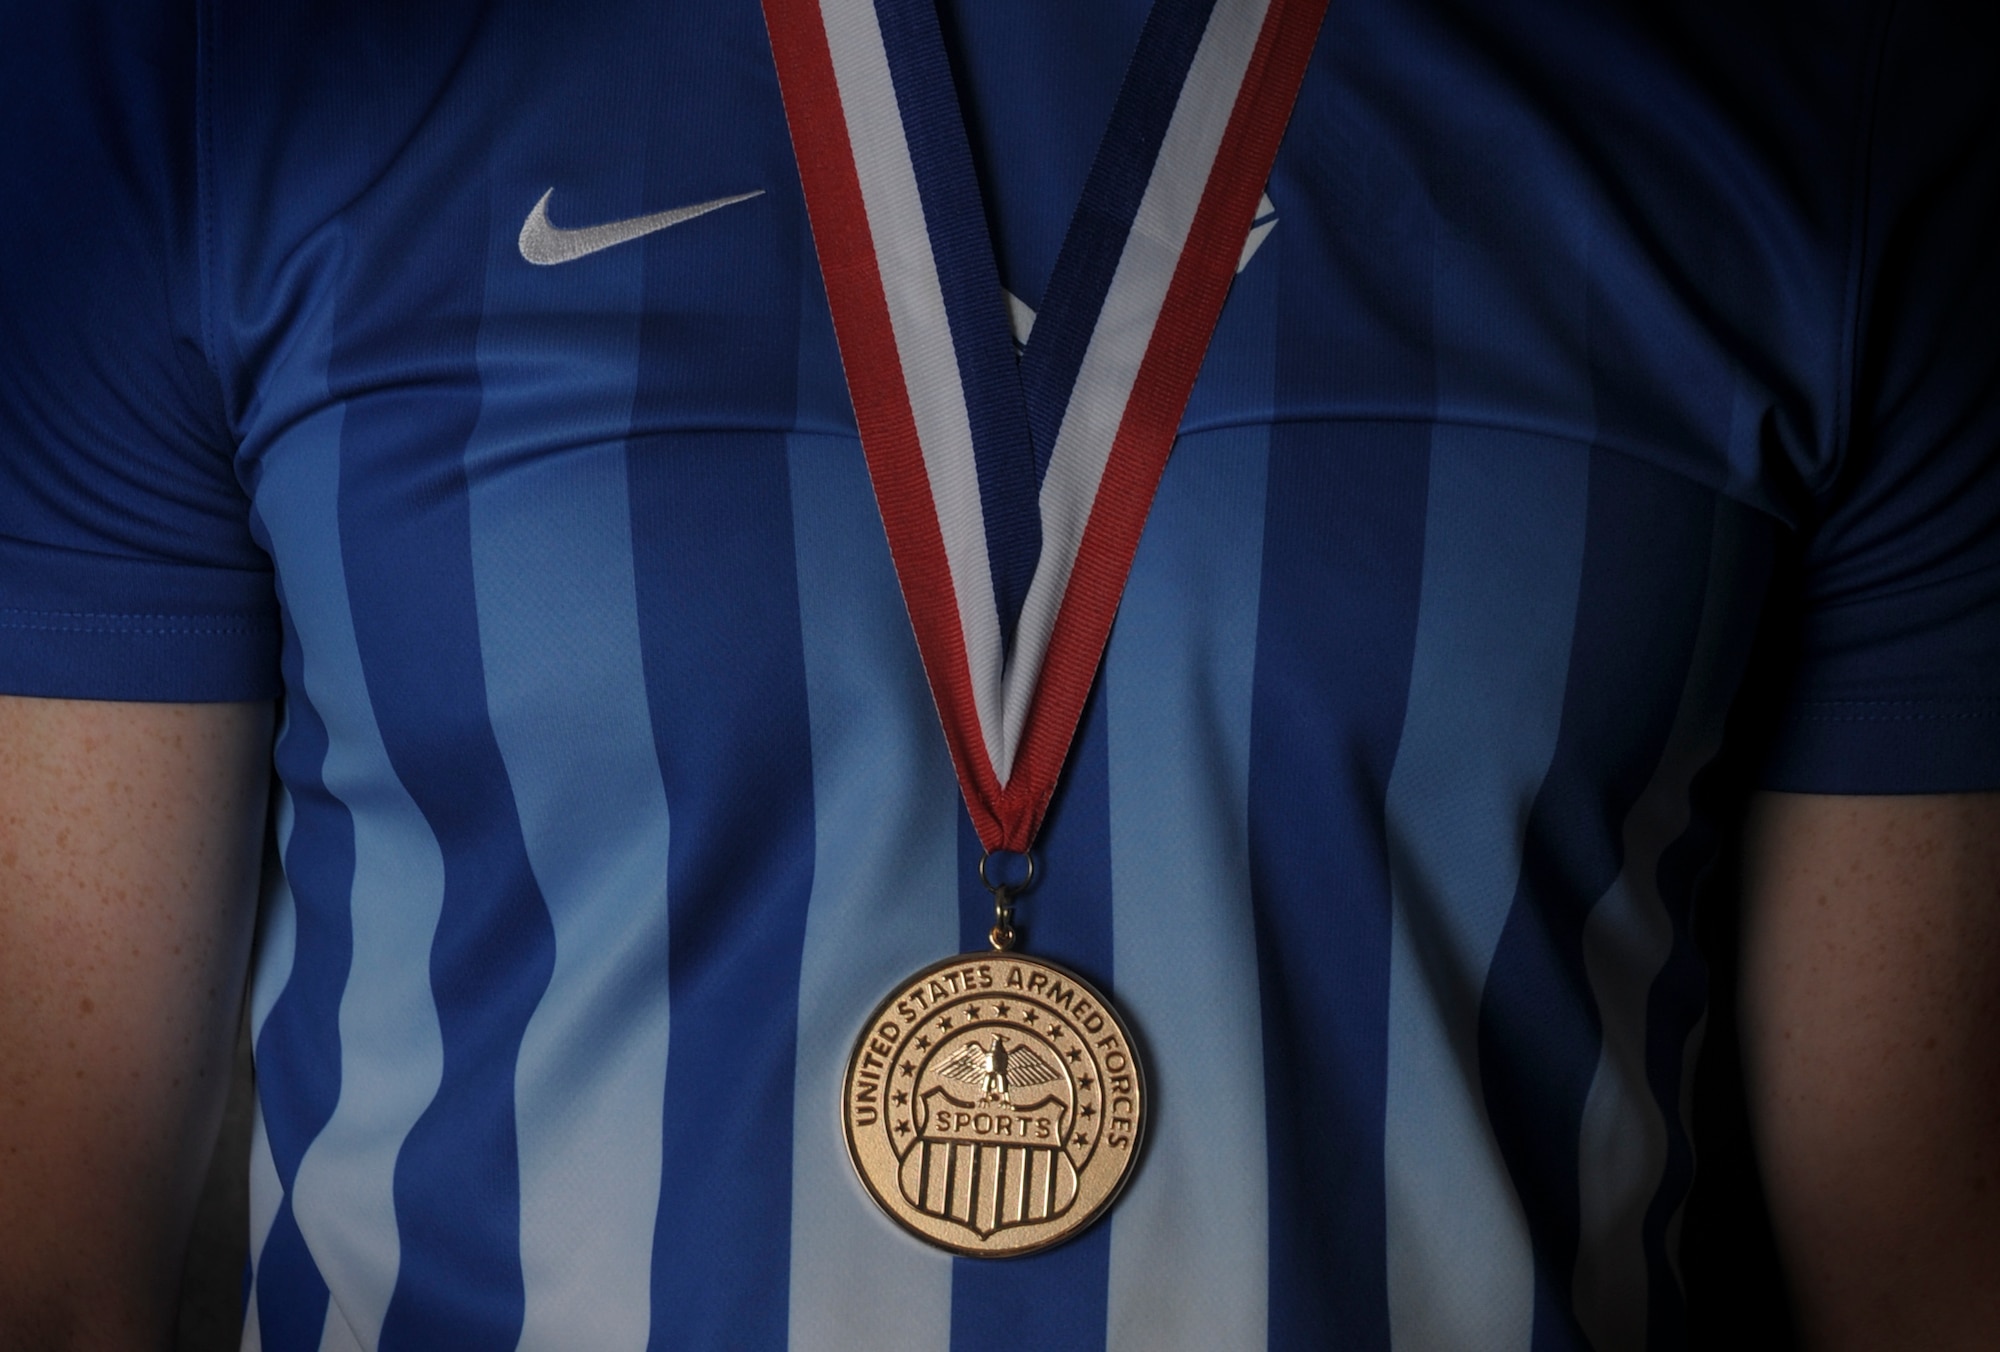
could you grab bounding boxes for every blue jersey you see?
[3,1,1998,1349]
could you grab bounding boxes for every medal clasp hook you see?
[978,850,1035,952]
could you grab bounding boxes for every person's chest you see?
[214,0,1830,800]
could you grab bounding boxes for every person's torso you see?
[214,1,1858,1347]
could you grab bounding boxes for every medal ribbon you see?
[764,0,1328,853]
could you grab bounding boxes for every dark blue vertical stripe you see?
[1642,798,1723,1352]
[1641,806,1728,1352]
[1639,513,1772,1352]
[632,432,816,1352]
[1473,451,1717,1351]
[873,0,1040,645]
[1017,0,1217,473]
[1249,422,1427,1352]
[250,579,345,1350]
[328,165,558,1343]
[629,6,811,1340]
[1251,38,1434,1339]
[952,678,1114,1350]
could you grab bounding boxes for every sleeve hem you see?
[1757,696,2000,793]
[0,618,281,703]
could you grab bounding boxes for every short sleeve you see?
[1759,0,2000,794]
[0,2,279,703]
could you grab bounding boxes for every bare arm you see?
[1741,791,2000,1350]
[0,696,271,1351]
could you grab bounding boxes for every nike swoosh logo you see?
[518,187,764,265]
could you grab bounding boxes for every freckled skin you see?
[1743,792,2000,1351]
[0,697,270,1351]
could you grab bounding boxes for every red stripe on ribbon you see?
[998,0,1329,850]
[761,0,1009,841]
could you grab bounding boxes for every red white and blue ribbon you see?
[764,0,1328,853]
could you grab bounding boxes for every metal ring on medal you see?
[843,953,1146,1257]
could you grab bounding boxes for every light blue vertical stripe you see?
[243,788,298,1352]
[1571,501,1757,1348]
[460,168,672,1352]
[1383,428,1590,1352]
[785,431,958,1352]
[242,1111,277,1352]
[259,399,448,1352]
[1103,425,1271,1352]
[251,784,299,1043]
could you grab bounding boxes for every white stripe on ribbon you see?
[1002,0,1273,773]
[819,0,1008,771]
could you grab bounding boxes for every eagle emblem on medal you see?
[843,953,1147,1256]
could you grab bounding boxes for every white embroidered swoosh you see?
[517,187,764,265]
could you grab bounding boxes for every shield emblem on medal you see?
[901,1031,1080,1236]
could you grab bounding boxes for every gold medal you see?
[843,944,1146,1257]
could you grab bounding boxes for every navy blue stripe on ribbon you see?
[1017,0,1220,481]
[873,0,1041,649]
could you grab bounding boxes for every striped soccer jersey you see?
[3,1,1998,1349]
